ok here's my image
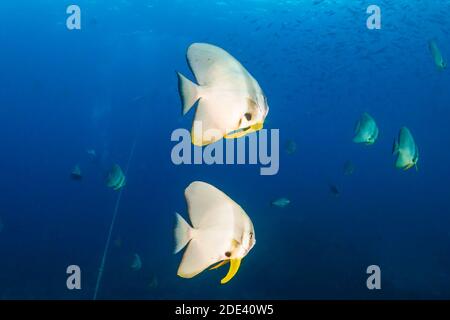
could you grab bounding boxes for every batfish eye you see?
[244,113,252,121]
[225,251,231,258]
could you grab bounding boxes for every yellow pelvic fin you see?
[191,132,206,147]
[210,260,229,270]
[224,122,264,140]
[224,130,247,139]
[251,122,264,131]
[220,258,241,285]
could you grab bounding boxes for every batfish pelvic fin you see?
[220,258,242,285]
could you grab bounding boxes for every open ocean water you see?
[0,0,449,300]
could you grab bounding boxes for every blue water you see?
[1,0,449,299]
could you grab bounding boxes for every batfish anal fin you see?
[404,163,413,171]
[224,122,264,140]
[210,260,229,270]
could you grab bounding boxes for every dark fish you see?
[329,184,340,197]
[285,139,297,155]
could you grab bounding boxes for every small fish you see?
[174,181,255,284]
[353,112,379,145]
[70,165,82,180]
[86,149,96,157]
[148,274,158,289]
[329,184,340,197]
[114,236,122,248]
[131,253,142,271]
[428,39,447,70]
[343,160,355,176]
[271,197,291,208]
[285,139,297,155]
[86,149,99,163]
[177,43,269,146]
[392,127,419,171]
[106,164,126,190]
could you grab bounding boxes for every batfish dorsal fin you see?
[187,43,253,90]
[354,120,361,134]
[185,181,239,229]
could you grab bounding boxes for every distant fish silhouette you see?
[271,197,291,208]
[131,253,142,271]
[353,113,379,145]
[114,236,122,248]
[392,127,419,171]
[70,165,82,181]
[285,139,297,155]
[428,39,447,70]
[106,164,126,191]
[343,161,355,176]
[329,184,340,197]
[148,274,158,289]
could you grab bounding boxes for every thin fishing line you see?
[93,121,141,300]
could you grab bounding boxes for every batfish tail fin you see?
[174,212,194,254]
[177,72,200,115]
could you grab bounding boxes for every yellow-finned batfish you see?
[176,43,269,146]
[174,181,255,284]
[428,39,447,70]
[106,164,126,190]
[393,127,419,171]
[353,112,379,145]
